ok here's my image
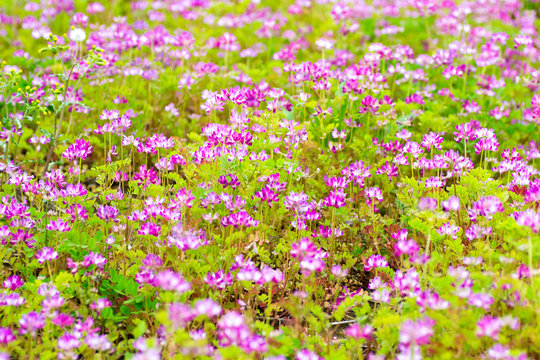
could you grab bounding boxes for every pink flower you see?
[3,275,24,290]
[476,316,502,340]
[364,255,388,271]
[421,132,443,151]
[399,317,435,346]
[47,218,71,232]
[205,270,233,290]
[195,299,222,318]
[0,327,15,345]
[442,196,460,211]
[62,139,93,162]
[36,247,58,264]
[344,323,373,340]
[153,270,191,294]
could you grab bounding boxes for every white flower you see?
[315,38,334,50]
[69,28,86,42]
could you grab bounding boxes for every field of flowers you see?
[0,0,539,359]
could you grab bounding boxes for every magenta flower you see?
[0,327,15,345]
[323,188,347,208]
[3,275,24,290]
[344,323,373,340]
[218,174,241,189]
[221,211,259,228]
[194,299,222,318]
[258,265,284,284]
[19,312,45,336]
[153,270,191,294]
[205,270,233,290]
[96,205,119,222]
[254,186,279,207]
[421,131,443,151]
[296,349,321,360]
[82,251,107,269]
[67,204,88,222]
[399,317,435,346]
[331,265,348,278]
[36,247,58,264]
[418,197,437,211]
[62,139,93,162]
[284,191,310,212]
[57,332,81,351]
[52,313,74,327]
[376,161,398,180]
[469,196,504,221]
[442,196,460,211]
[514,35,533,47]
[468,293,494,310]
[365,187,383,208]
[133,165,161,189]
[47,218,71,232]
[217,311,268,353]
[476,316,502,340]
[437,222,460,239]
[364,254,388,271]
[90,298,112,313]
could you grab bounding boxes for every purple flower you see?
[217,311,268,353]
[296,349,321,360]
[19,312,45,336]
[52,313,74,327]
[168,303,196,329]
[58,332,81,351]
[376,161,398,180]
[205,270,233,290]
[465,224,492,241]
[96,205,119,222]
[323,188,347,208]
[194,299,222,318]
[254,186,279,207]
[221,211,259,228]
[476,316,502,340]
[421,132,443,151]
[3,275,24,290]
[284,191,310,212]
[47,218,71,232]
[514,35,533,47]
[83,251,107,269]
[344,323,373,340]
[442,196,460,211]
[364,255,388,271]
[468,293,493,310]
[36,247,58,264]
[258,265,284,284]
[418,197,437,211]
[90,298,112,313]
[85,333,112,351]
[416,290,450,312]
[62,139,93,162]
[133,165,161,189]
[331,265,348,278]
[469,196,504,221]
[365,187,383,208]
[218,174,241,189]
[0,327,15,345]
[153,270,191,294]
[399,317,435,346]
[437,222,460,239]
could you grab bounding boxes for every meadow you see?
[0,0,539,359]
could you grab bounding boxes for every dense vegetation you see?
[0,0,539,359]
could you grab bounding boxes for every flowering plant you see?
[0,0,539,359]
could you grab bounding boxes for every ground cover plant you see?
[0,0,539,358]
